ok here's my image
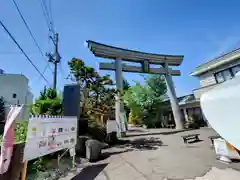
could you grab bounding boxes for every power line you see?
[42,0,50,22]
[12,0,53,73]
[0,20,50,86]
[48,0,54,31]
[0,51,39,55]
[58,62,66,78]
[38,0,60,90]
[39,0,55,47]
[42,62,51,75]
[42,0,55,34]
[41,0,54,33]
[32,62,51,86]
[39,0,51,31]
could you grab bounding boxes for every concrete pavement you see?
[60,128,240,180]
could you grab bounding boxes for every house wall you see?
[193,84,218,99]
[199,73,216,87]
[0,74,32,105]
[161,101,206,127]
[199,58,240,87]
[194,58,240,99]
[0,74,33,122]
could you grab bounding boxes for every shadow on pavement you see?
[126,128,194,137]
[100,149,133,160]
[188,139,204,144]
[116,137,165,151]
[71,163,108,180]
[127,129,147,133]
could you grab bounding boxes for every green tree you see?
[123,78,130,91]
[124,82,148,110]
[30,88,62,115]
[68,58,96,86]
[122,78,130,120]
[124,75,167,124]
[68,58,113,115]
[87,87,116,116]
[144,75,167,110]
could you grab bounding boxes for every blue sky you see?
[1,0,240,98]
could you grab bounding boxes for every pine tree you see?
[0,97,5,122]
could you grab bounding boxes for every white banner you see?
[0,106,23,174]
[23,115,77,161]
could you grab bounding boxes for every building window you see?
[214,64,240,83]
[12,93,17,98]
[222,69,232,80]
[215,72,224,83]
[232,65,240,76]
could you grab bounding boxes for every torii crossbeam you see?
[86,40,184,137]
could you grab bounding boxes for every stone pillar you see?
[115,58,126,137]
[164,62,184,129]
[183,108,189,122]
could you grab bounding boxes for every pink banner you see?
[0,106,22,174]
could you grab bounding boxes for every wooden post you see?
[21,161,28,180]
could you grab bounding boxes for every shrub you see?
[87,118,107,142]
[143,118,162,128]
[143,120,154,128]
[142,111,163,128]
[28,157,48,174]
[128,109,142,125]
[184,114,203,129]
[0,121,28,144]
[154,119,162,128]
[14,121,28,143]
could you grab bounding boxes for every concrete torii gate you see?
[86,40,184,136]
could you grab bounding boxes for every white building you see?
[190,49,240,127]
[191,49,240,99]
[0,70,33,121]
[0,71,33,105]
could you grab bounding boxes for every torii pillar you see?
[164,62,183,129]
[115,58,127,137]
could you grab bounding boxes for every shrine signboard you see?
[23,115,77,161]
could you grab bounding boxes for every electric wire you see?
[0,20,50,86]
[39,0,52,31]
[12,0,53,73]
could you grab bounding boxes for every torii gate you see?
[86,40,184,137]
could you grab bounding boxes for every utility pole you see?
[47,32,60,90]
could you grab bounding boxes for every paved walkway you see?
[60,128,240,180]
